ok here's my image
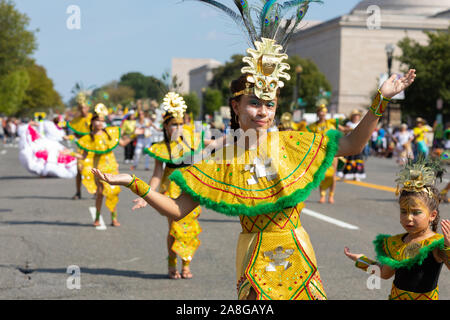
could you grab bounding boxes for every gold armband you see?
[126,175,151,198]
[444,246,450,261]
[355,255,377,272]
[369,90,391,117]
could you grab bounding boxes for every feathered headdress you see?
[76,92,87,106]
[162,92,187,123]
[395,156,446,199]
[186,0,323,100]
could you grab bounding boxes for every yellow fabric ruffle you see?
[173,131,331,210]
[308,119,338,134]
[236,203,327,300]
[381,233,443,261]
[68,113,93,136]
[77,126,121,154]
[389,283,439,300]
[145,128,203,163]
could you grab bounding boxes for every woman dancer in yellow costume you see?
[72,104,129,227]
[306,104,346,203]
[90,0,416,300]
[133,92,204,279]
[67,92,93,200]
[345,158,450,300]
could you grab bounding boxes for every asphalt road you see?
[0,143,448,300]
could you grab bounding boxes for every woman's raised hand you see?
[380,69,416,99]
[442,219,450,247]
[91,168,133,186]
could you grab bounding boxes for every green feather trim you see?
[169,129,342,217]
[144,131,205,165]
[66,121,89,136]
[75,128,121,155]
[373,234,445,270]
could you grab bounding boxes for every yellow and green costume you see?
[170,129,342,300]
[307,119,339,192]
[67,113,93,137]
[145,129,204,263]
[76,127,121,212]
[374,233,445,300]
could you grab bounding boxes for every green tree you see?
[0,0,37,75]
[396,27,450,122]
[0,69,29,115]
[279,55,332,114]
[91,81,135,108]
[210,54,246,104]
[21,62,64,115]
[182,92,200,119]
[119,72,167,101]
[203,88,223,115]
[0,0,37,115]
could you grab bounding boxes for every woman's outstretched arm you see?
[91,168,199,221]
[336,69,416,157]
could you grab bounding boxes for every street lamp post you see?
[385,43,394,126]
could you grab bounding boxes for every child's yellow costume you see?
[76,126,121,212]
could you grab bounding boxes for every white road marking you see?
[302,208,359,230]
[89,206,107,230]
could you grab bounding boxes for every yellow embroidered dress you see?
[170,130,342,300]
[374,233,445,300]
[67,113,93,137]
[76,127,121,212]
[307,119,339,191]
[144,129,204,262]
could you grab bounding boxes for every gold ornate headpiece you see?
[186,1,322,101]
[395,157,444,199]
[234,38,290,100]
[94,103,109,120]
[162,92,187,123]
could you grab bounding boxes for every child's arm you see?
[344,247,395,279]
[435,220,450,270]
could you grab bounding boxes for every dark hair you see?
[399,186,441,232]
[89,114,111,141]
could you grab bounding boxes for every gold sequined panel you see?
[389,283,439,300]
[239,203,303,233]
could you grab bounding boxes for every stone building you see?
[287,0,450,119]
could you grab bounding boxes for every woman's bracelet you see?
[355,255,377,272]
[443,245,450,261]
[126,174,152,198]
[369,90,391,117]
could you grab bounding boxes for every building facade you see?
[287,0,450,117]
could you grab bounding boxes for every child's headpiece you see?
[94,103,109,120]
[395,156,446,199]
[188,0,322,101]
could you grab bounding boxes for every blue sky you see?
[13,0,362,103]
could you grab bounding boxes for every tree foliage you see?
[119,72,167,101]
[203,88,223,115]
[396,27,450,122]
[20,61,64,115]
[182,92,200,119]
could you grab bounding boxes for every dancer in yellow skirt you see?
[133,92,204,279]
[345,158,450,300]
[67,92,93,200]
[306,104,346,203]
[90,0,416,300]
[72,104,129,227]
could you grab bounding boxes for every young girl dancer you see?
[345,158,450,300]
